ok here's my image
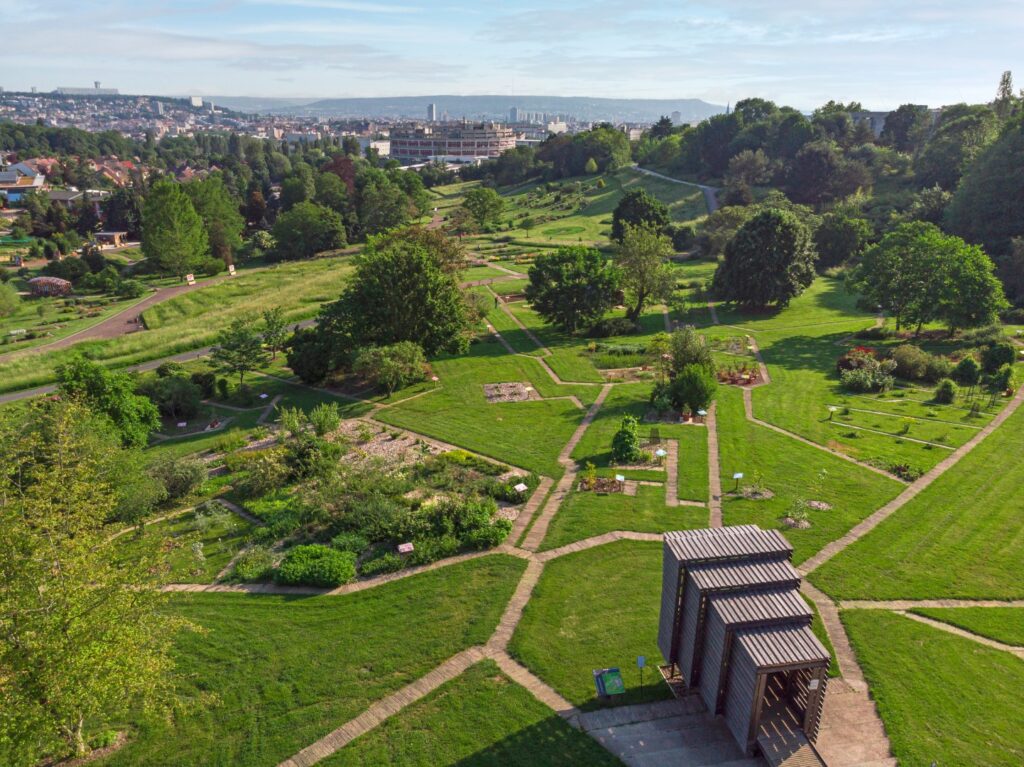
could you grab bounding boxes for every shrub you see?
[587,316,638,338]
[934,378,957,404]
[156,361,185,378]
[91,730,120,749]
[840,365,894,393]
[408,534,461,566]
[234,448,289,499]
[276,544,356,587]
[353,342,426,395]
[611,415,643,463]
[924,355,954,383]
[853,325,895,340]
[959,325,1004,346]
[981,342,1015,373]
[231,546,275,582]
[889,463,924,482]
[360,552,404,576]
[331,531,369,554]
[190,371,216,398]
[308,401,341,436]
[148,456,206,500]
[952,356,981,386]
[890,345,930,380]
[988,363,1015,392]
[138,374,203,419]
[464,518,512,549]
[216,378,230,399]
[836,347,877,373]
[668,364,717,411]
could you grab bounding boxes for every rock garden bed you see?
[483,382,541,403]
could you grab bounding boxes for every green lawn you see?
[113,508,255,583]
[104,555,527,767]
[0,256,354,393]
[540,485,706,551]
[909,608,1024,646]
[811,400,1024,599]
[320,661,620,767]
[843,610,1024,767]
[716,387,903,565]
[374,339,590,477]
[510,540,672,710]
[569,382,709,502]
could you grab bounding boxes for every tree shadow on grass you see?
[760,332,859,373]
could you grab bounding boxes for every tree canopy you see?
[0,401,184,764]
[611,188,670,242]
[141,177,208,278]
[271,201,346,260]
[56,357,160,448]
[525,246,622,333]
[712,208,816,308]
[616,223,675,322]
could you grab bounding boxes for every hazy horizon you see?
[3,1,1024,112]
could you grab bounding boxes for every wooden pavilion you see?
[658,526,829,762]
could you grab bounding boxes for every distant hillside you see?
[209,94,724,123]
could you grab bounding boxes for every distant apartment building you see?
[356,136,391,157]
[389,122,516,163]
[671,110,682,124]
[55,82,119,96]
[426,103,438,122]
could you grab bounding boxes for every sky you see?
[3,0,1023,110]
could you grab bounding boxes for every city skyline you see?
[2,1,1024,111]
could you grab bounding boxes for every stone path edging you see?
[840,599,1024,610]
[705,403,723,528]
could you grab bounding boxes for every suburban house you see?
[0,161,46,203]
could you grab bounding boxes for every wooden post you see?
[802,666,827,741]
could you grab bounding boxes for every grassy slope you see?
[0,257,354,393]
[321,661,620,767]
[811,401,1024,599]
[716,386,902,565]
[843,610,1024,767]
[510,541,672,710]
[539,485,706,551]
[374,339,590,477]
[909,608,1024,646]
[104,555,526,767]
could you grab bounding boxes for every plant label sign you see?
[593,668,625,697]
[186,273,196,285]
[228,264,236,276]
[637,655,646,668]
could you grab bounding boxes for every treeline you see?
[459,124,631,186]
[639,73,1024,308]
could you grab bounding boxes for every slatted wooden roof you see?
[709,587,812,626]
[735,625,830,670]
[665,526,793,564]
[688,558,800,592]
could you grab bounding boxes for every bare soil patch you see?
[483,382,540,403]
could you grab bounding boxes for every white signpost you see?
[228,264,236,276]
[185,273,196,286]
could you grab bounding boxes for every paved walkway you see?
[507,477,554,543]
[277,646,490,767]
[664,439,679,507]
[799,384,1024,575]
[521,384,612,550]
[630,165,719,214]
[705,403,723,528]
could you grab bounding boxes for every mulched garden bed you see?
[483,382,541,403]
[578,477,624,493]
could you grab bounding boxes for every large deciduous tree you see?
[879,104,932,154]
[616,223,675,322]
[853,222,1007,334]
[0,401,186,764]
[460,187,505,230]
[813,212,871,271]
[56,357,160,448]
[271,201,346,260]
[315,229,472,365]
[945,115,1024,257]
[141,177,208,279]
[184,174,245,264]
[712,209,815,308]
[610,188,670,242]
[211,315,270,386]
[525,246,622,333]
